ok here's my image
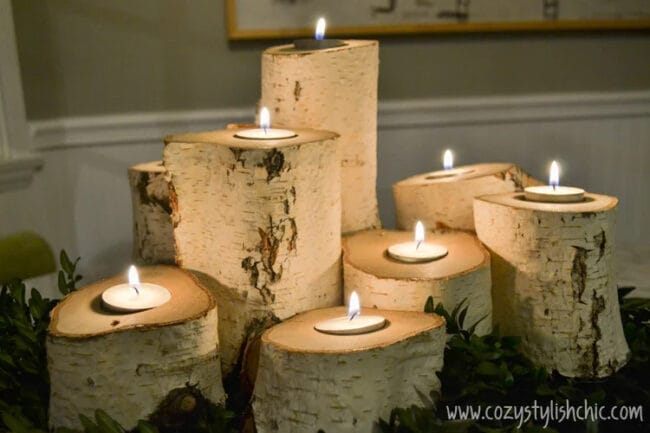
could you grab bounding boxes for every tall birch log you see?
[393,162,542,231]
[47,266,225,431]
[253,307,446,433]
[343,229,492,335]
[262,40,380,234]
[128,161,175,264]
[164,128,342,376]
[474,192,629,378]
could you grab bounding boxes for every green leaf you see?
[476,361,502,377]
[60,250,74,275]
[424,296,435,314]
[58,271,68,295]
[136,420,159,433]
[94,409,125,433]
[79,413,101,433]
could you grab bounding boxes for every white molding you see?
[29,91,650,151]
[31,108,252,151]
[0,153,43,192]
[0,0,40,190]
[378,91,650,129]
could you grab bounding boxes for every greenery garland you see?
[0,253,647,433]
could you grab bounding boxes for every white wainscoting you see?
[1,91,647,286]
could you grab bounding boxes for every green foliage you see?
[57,250,83,296]
[379,292,650,433]
[0,251,80,433]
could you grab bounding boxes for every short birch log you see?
[253,307,446,433]
[343,229,492,335]
[393,162,542,231]
[474,192,629,378]
[47,266,225,431]
[164,128,342,376]
[262,40,380,234]
[128,161,175,264]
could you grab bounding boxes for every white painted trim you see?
[0,0,41,190]
[31,108,252,151]
[29,91,650,151]
[0,154,43,192]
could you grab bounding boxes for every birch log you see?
[164,128,342,376]
[393,163,542,231]
[129,161,175,264]
[343,229,492,335]
[253,307,446,433]
[262,40,380,234]
[47,266,225,431]
[474,193,629,378]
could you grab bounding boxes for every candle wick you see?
[416,240,423,251]
[132,285,140,295]
[553,184,557,191]
[348,311,359,321]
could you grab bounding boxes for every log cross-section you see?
[47,266,225,431]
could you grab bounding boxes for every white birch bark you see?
[164,129,342,376]
[393,163,542,231]
[128,161,175,264]
[253,307,446,433]
[343,230,492,335]
[47,266,225,430]
[474,193,629,377]
[262,40,380,234]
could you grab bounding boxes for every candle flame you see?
[348,291,360,320]
[549,160,560,189]
[315,17,326,40]
[128,265,140,295]
[259,107,270,130]
[415,221,425,250]
[443,149,453,170]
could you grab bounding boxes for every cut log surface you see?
[474,192,629,378]
[129,161,175,264]
[253,307,446,433]
[164,128,342,375]
[343,229,492,335]
[262,41,380,234]
[47,266,225,431]
[393,162,542,231]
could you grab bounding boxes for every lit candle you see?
[101,265,171,313]
[425,149,474,179]
[314,291,386,335]
[524,161,585,203]
[293,17,345,50]
[387,221,448,263]
[234,107,297,140]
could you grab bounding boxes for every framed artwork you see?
[226,0,650,40]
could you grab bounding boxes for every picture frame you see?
[226,0,650,40]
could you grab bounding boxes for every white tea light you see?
[524,161,585,203]
[314,292,385,335]
[387,221,448,263]
[101,265,171,313]
[235,107,297,140]
[426,149,474,179]
[293,17,345,50]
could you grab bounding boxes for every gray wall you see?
[12,0,650,119]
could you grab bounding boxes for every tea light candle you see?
[524,161,585,203]
[387,221,448,263]
[294,17,345,50]
[101,265,171,313]
[234,107,297,140]
[314,292,385,335]
[425,149,475,180]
